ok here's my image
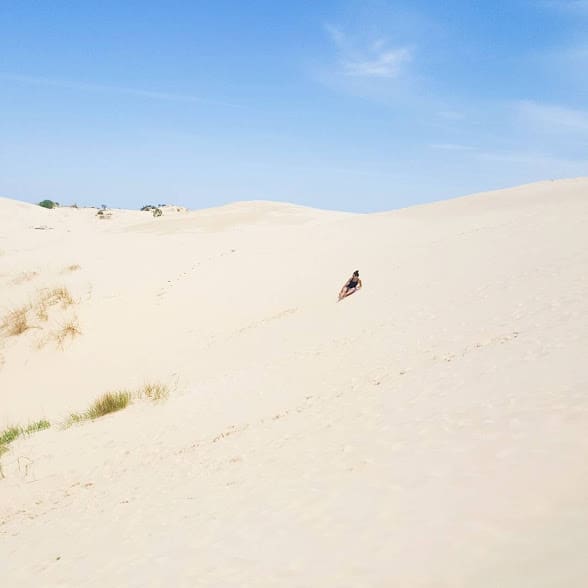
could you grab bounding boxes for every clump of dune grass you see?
[65,264,81,272]
[0,425,22,459]
[24,420,51,435]
[67,391,132,427]
[53,317,81,347]
[33,286,80,328]
[87,391,131,419]
[39,286,74,308]
[139,382,169,402]
[1,304,32,337]
[0,420,52,457]
[0,426,22,447]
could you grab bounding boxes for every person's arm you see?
[357,278,363,289]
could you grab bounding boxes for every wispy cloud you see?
[474,149,587,173]
[343,48,412,78]
[0,73,242,108]
[325,25,412,79]
[538,0,588,13]
[515,100,588,133]
[429,143,475,151]
[437,110,466,121]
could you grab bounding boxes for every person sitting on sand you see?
[338,270,362,301]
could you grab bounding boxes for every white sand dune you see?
[1,179,587,586]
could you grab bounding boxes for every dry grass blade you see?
[140,382,170,401]
[36,301,49,322]
[39,286,74,308]
[54,318,82,347]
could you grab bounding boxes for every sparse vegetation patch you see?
[1,304,32,336]
[0,421,51,462]
[53,317,82,347]
[139,382,169,401]
[24,420,51,434]
[1,286,79,349]
[39,286,74,308]
[64,382,170,428]
[0,380,170,470]
[0,426,22,447]
[67,391,132,426]
[86,391,132,419]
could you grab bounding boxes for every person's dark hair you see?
[353,270,359,277]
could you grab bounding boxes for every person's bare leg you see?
[340,287,356,300]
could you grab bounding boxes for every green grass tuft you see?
[24,420,51,435]
[0,426,23,458]
[65,391,131,427]
[0,421,51,458]
[86,391,132,419]
[0,426,22,446]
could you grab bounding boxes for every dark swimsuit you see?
[346,278,359,290]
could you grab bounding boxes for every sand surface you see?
[1,179,587,586]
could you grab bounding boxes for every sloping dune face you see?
[1,180,587,586]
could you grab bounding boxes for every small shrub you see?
[1,305,31,336]
[86,391,132,419]
[140,382,169,402]
[153,207,163,217]
[66,264,81,272]
[38,199,57,209]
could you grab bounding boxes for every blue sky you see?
[1,0,587,212]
